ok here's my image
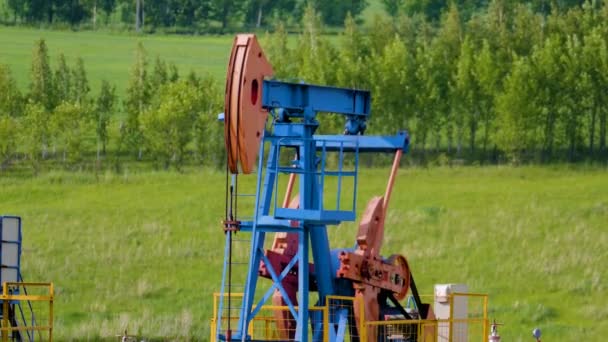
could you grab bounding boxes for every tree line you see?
[264,2,608,163]
[1,0,596,32]
[0,39,224,173]
[1,1,608,176]
[1,0,366,31]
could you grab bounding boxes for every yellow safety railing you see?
[211,293,328,342]
[211,292,489,342]
[1,282,54,342]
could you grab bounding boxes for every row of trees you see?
[1,1,608,175]
[2,0,596,31]
[264,1,608,162]
[0,40,224,173]
[1,0,367,30]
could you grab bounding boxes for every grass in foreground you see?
[0,165,606,341]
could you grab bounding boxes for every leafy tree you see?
[582,28,608,156]
[0,64,23,117]
[123,42,151,158]
[6,0,26,23]
[435,4,462,153]
[396,13,425,49]
[100,0,117,23]
[532,36,564,161]
[168,62,179,83]
[413,40,438,152]
[95,80,116,156]
[211,0,247,30]
[370,35,414,134]
[51,102,92,164]
[453,36,477,156]
[54,54,72,105]
[150,56,169,92]
[142,81,201,170]
[54,0,90,25]
[560,34,585,161]
[265,22,293,79]
[20,102,48,173]
[0,115,17,169]
[244,0,296,28]
[336,13,368,90]
[402,0,446,21]
[192,75,224,167]
[29,39,54,111]
[0,65,20,169]
[383,0,405,19]
[295,4,336,84]
[315,0,368,26]
[475,40,500,155]
[71,57,90,105]
[367,14,395,56]
[510,4,544,57]
[496,57,540,161]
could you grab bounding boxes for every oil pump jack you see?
[216,34,435,342]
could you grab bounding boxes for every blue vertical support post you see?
[295,121,316,341]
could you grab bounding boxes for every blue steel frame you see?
[218,80,409,341]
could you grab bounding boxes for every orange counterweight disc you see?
[224,34,274,174]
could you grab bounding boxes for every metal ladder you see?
[217,172,258,340]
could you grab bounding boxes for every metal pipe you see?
[282,173,297,208]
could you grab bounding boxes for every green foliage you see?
[382,0,405,18]
[50,101,93,165]
[265,22,293,79]
[190,75,224,167]
[29,39,54,111]
[95,80,116,156]
[475,40,500,153]
[0,64,23,117]
[336,13,368,90]
[150,55,169,92]
[142,80,216,170]
[20,102,48,173]
[71,57,90,105]
[370,35,413,132]
[314,0,368,26]
[453,36,477,155]
[2,2,608,172]
[123,42,150,157]
[295,4,336,84]
[53,54,71,104]
[244,0,297,28]
[0,115,17,167]
[496,56,539,159]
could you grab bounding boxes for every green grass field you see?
[0,166,606,341]
[0,26,233,95]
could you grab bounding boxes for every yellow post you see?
[210,320,217,342]
[2,282,8,342]
[359,296,366,342]
[323,306,329,342]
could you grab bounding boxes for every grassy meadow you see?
[0,166,606,340]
